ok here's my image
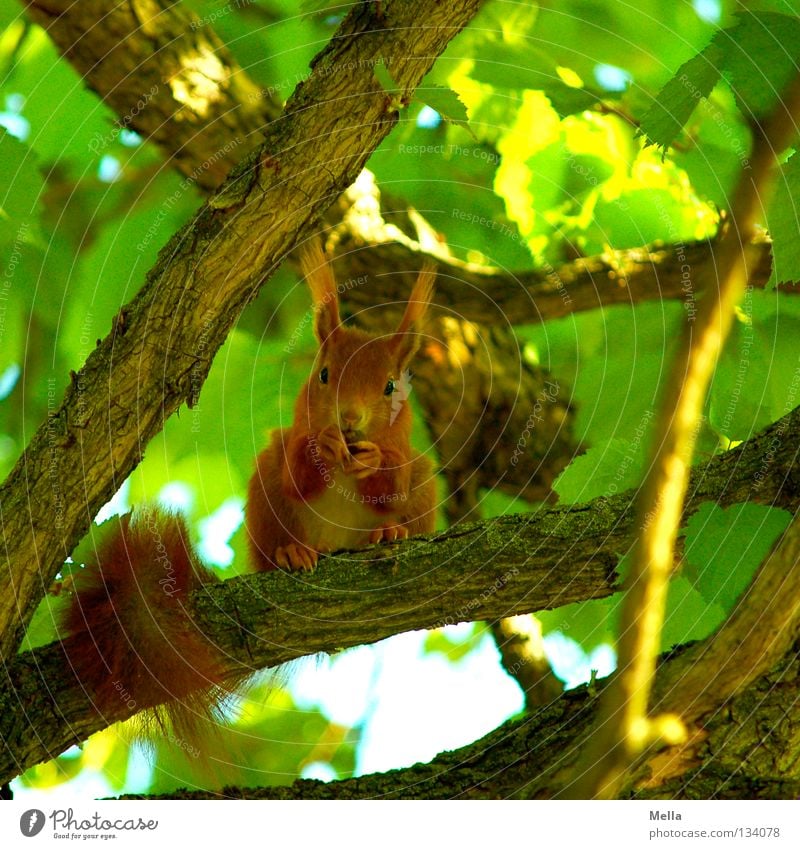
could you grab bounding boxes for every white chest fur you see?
[302,469,382,553]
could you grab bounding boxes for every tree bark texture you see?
[0,0,483,662]
[118,640,800,799]
[24,0,281,189]
[1,401,798,786]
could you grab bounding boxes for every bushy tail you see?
[63,506,235,749]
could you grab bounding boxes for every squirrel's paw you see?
[345,441,383,479]
[315,425,350,469]
[369,524,409,544]
[275,543,318,572]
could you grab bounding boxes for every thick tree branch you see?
[120,486,800,799]
[0,0,483,661]
[2,401,799,785]
[119,639,800,799]
[23,0,280,189]
[340,234,784,323]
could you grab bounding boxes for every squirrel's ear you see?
[299,237,341,344]
[391,260,436,369]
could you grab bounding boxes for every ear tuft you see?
[392,260,436,369]
[299,237,341,343]
[396,260,436,335]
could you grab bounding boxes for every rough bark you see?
[24,0,281,189]
[489,616,564,709]
[118,491,800,799]
[1,401,798,786]
[339,233,783,324]
[118,642,800,799]
[0,0,483,662]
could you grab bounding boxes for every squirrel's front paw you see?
[314,425,350,469]
[345,441,383,479]
[275,543,318,572]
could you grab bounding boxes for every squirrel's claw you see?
[369,524,409,544]
[275,543,318,572]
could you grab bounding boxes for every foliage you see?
[2,0,800,795]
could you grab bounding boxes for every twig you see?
[570,73,800,799]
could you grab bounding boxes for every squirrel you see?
[61,238,437,746]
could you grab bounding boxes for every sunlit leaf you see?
[720,11,800,118]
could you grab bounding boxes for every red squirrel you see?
[62,239,437,739]
[246,237,437,571]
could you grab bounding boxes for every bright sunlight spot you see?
[198,497,244,567]
[693,0,721,24]
[158,481,194,511]
[416,105,442,129]
[593,63,632,92]
[544,632,617,689]
[0,363,20,399]
[97,154,122,183]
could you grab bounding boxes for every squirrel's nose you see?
[339,408,363,430]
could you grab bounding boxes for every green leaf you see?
[639,42,724,150]
[719,11,800,119]
[423,624,482,663]
[553,432,652,505]
[544,82,604,119]
[766,151,800,287]
[19,593,72,651]
[709,293,800,440]
[470,43,561,92]
[639,11,800,149]
[538,594,621,654]
[373,62,398,93]
[661,575,726,650]
[417,84,471,132]
[368,120,530,268]
[683,502,791,611]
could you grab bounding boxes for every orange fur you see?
[62,240,438,754]
[63,508,235,747]
[246,240,438,571]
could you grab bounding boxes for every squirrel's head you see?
[297,238,435,441]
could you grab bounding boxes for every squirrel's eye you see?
[384,378,395,396]
[319,367,329,384]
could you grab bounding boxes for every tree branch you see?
[118,483,800,799]
[0,0,483,661]
[573,73,800,799]
[23,0,281,189]
[21,0,792,325]
[339,233,785,323]
[2,400,799,785]
[116,638,800,799]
